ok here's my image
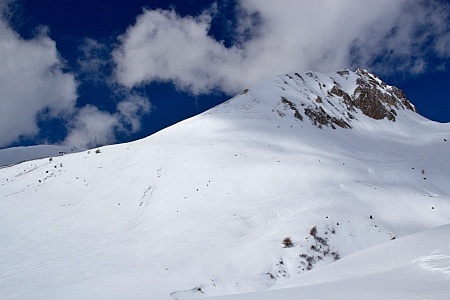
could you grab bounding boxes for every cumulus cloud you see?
[0,14,77,147]
[77,38,110,83]
[113,8,242,94]
[63,92,151,148]
[0,3,151,149]
[113,0,450,95]
[116,93,151,133]
[349,0,450,75]
[63,105,118,148]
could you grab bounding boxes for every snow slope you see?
[211,224,450,299]
[1,70,449,299]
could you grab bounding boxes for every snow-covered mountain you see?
[1,69,449,299]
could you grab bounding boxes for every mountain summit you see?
[224,68,416,130]
[1,70,449,299]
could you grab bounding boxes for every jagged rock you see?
[351,69,416,121]
[304,105,351,129]
[279,69,416,128]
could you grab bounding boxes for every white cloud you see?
[349,0,450,75]
[113,8,242,95]
[423,1,450,57]
[113,0,450,95]
[63,92,151,148]
[77,38,110,83]
[117,93,151,133]
[63,105,117,149]
[0,4,151,149]
[0,16,77,147]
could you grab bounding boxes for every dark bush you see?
[283,237,294,248]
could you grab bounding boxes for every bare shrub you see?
[283,237,294,248]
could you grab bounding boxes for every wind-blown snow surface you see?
[211,224,450,299]
[1,70,449,299]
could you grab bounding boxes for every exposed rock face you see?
[351,69,415,121]
[304,105,351,129]
[274,68,416,129]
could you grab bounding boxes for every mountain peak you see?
[289,69,416,128]
[230,69,417,131]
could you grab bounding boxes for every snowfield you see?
[0,70,449,299]
[211,224,450,299]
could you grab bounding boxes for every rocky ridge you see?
[268,68,416,129]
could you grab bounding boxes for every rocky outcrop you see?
[351,69,416,121]
[353,80,397,121]
[304,105,351,129]
[328,69,415,122]
[274,69,416,130]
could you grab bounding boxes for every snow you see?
[0,70,449,299]
[211,224,450,299]
[0,145,84,167]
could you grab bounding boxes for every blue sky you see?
[0,0,449,149]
